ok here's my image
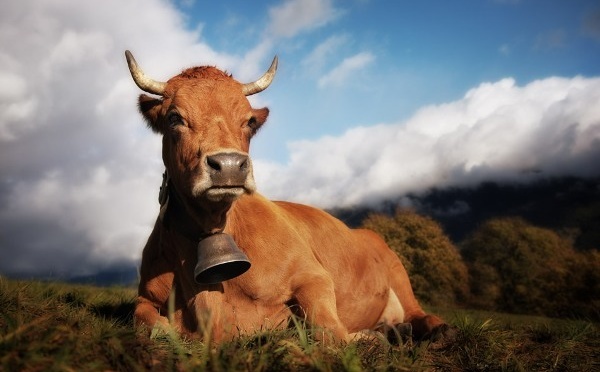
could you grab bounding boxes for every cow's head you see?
[125,51,276,214]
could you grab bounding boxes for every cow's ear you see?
[250,107,269,134]
[138,94,163,133]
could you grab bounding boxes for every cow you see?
[125,50,450,344]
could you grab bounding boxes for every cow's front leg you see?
[134,296,170,332]
[135,269,176,335]
[292,272,350,343]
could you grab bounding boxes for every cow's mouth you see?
[204,186,246,202]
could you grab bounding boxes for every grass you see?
[1,277,598,371]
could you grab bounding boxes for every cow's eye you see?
[167,112,183,127]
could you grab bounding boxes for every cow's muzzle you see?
[204,152,252,202]
[194,233,251,284]
[207,152,249,185]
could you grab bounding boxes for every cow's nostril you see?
[207,156,222,172]
[239,157,249,171]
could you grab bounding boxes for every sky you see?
[1,0,599,279]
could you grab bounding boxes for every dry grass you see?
[1,277,598,371]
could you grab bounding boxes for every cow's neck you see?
[162,183,232,242]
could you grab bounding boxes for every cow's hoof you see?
[386,323,413,345]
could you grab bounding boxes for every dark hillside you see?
[331,176,600,250]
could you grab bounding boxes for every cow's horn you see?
[125,50,167,96]
[242,56,278,96]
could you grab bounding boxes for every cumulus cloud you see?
[267,0,340,38]
[0,0,249,278]
[318,52,375,88]
[255,76,600,208]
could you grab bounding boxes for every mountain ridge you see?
[330,175,600,250]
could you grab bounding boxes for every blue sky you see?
[1,0,599,278]
[175,0,600,161]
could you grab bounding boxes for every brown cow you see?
[126,50,449,343]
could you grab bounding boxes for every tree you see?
[363,209,469,306]
[461,217,597,317]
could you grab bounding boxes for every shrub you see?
[461,217,599,319]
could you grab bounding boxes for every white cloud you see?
[268,0,340,38]
[255,76,600,208]
[318,52,375,88]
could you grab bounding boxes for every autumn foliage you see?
[461,217,599,319]
[363,210,599,319]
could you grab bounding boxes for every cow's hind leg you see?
[387,259,449,341]
[372,288,412,344]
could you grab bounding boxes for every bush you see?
[461,217,599,319]
[363,209,469,307]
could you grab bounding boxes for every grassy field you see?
[1,277,598,371]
